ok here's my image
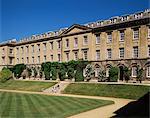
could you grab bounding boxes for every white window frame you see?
[66,52,69,61]
[50,42,53,50]
[74,38,78,48]
[51,55,53,61]
[107,49,112,59]
[119,48,124,58]
[74,51,78,60]
[66,39,69,48]
[96,50,100,60]
[57,41,61,49]
[83,36,88,45]
[96,34,100,44]
[31,45,34,53]
[132,66,137,77]
[107,32,112,43]
[148,28,150,38]
[133,29,139,40]
[43,43,47,51]
[146,66,150,78]
[32,57,34,63]
[37,44,40,52]
[133,46,138,58]
[120,31,125,41]
[37,56,40,63]
[83,50,88,60]
[148,45,150,57]
[44,55,46,62]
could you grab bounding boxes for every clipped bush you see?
[12,64,26,78]
[0,68,13,83]
[109,66,119,82]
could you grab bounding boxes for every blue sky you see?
[0,0,149,42]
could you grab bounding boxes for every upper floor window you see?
[96,50,100,60]
[133,46,138,58]
[107,49,112,59]
[107,32,112,43]
[22,58,24,63]
[26,46,29,53]
[31,45,34,53]
[133,29,139,40]
[2,57,5,64]
[16,48,19,55]
[58,54,61,62]
[83,36,88,45]
[148,27,150,38]
[21,47,24,54]
[2,48,5,54]
[96,34,100,44]
[51,55,53,61]
[50,42,53,50]
[119,48,124,58]
[74,38,78,48]
[37,56,40,63]
[43,43,47,51]
[32,57,34,63]
[44,55,46,62]
[148,45,150,57]
[66,39,69,48]
[10,58,13,64]
[66,52,69,61]
[74,51,78,60]
[26,57,29,64]
[9,49,13,54]
[83,50,88,60]
[120,30,125,41]
[17,58,19,64]
[57,40,61,49]
[37,44,40,52]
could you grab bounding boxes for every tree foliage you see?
[12,64,26,78]
[109,66,119,82]
[0,67,13,83]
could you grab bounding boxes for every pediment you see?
[60,24,91,35]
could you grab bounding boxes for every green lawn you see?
[0,92,113,118]
[0,80,56,92]
[63,83,150,99]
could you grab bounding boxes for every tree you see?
[137,66,143,83]
[98,70,106,82]
[84,64,95,81]
[109,66,119,82]
[75,60,89,82]
[12,64,26,78]
[123,66,131,83]
[0,68,13,83]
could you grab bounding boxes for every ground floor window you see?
[132,66,137,77]
[147,66,150,77]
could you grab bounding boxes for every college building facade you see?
[0,9,150,81]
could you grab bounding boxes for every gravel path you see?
[0,89,134,118]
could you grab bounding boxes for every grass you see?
[63,83,150,99]
[0,91,113,118]
[0,80,56,92]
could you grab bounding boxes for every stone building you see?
[0,9,150,81]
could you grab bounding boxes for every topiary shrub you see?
[123,66,131,83]
[0,68,13,83]
[109,66,119,82]
[12,64,26,78]
[75,68,84,82]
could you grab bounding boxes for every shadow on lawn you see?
[112,92,150,118]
